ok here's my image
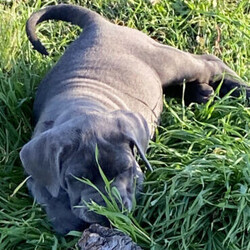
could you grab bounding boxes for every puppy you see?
[20,4,249,234]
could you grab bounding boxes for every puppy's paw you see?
[199,54,249,99]
[210,78,250,99]
[184,82,214,105]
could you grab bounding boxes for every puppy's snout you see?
[75,204,108,225]
[116,185,133,211]
[122,196,133,211]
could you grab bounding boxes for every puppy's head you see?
[20,110,150,227]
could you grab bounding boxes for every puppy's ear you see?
[115,111,152,171]
[20,131,63,197]
[132,139,152,172]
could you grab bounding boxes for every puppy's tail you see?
[26,4,102,55]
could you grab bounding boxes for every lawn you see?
[0,0,249,249]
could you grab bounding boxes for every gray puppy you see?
[20,4,249,234]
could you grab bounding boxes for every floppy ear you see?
[115,111,152,171]
[132,139,152,172]
[20,131,63,197]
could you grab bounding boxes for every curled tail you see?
[26,4,101,55]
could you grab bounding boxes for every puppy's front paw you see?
[210,78,250,99]
[184,82,214,105]
[199,54,249,99]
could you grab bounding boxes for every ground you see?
[0,0,249,249]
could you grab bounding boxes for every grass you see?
[0,0,249,249]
